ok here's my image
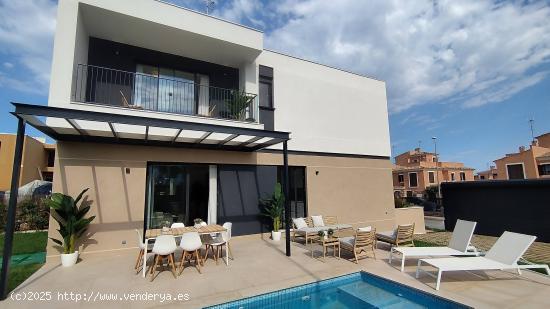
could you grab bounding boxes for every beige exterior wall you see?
[0,134,54,191]
[494,146,549,179]
[394,206,426,234]
[48,141,395,255]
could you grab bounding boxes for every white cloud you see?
[218,0,550,113]
[0,0,56,94]
[3,62,13,69]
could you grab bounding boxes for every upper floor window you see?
[507,164,525,179]
[480,175,485,179]
[398,174,404,184]
[451,172,455,181]
[409,172,418,187]
[259,65,273,109]
[460,172,466,181]
[428,171,435,183]
[538,164,550,176]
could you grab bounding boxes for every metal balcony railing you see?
[72,64,259,123]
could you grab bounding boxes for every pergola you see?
[0,102,292,299]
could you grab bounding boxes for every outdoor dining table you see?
[142,224,228,278]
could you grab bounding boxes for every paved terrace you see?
[4,234,550,309]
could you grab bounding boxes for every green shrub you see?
[425,185,439,202]
[394,197,411,208]
[0,201,6,232]
[17,197,50,231]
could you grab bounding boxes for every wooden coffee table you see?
[311,236,340,260]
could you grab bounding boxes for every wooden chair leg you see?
[178,251,188,275]
[134,249,143,270]
[215,246,220,265]
[168,254,177,279]
[150,255,160,282]
[194,250,202,274]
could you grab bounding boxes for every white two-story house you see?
[12,0,394,255]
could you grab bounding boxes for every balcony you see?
[72,64,259,123]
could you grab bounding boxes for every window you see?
[409,172,418,187]
[460,172,466,181]
[506,163,525,179]
[480,175,485,180]
[428,171,435,183]
[433,157,436,162]
[259,78,273,108]
[538,164,550,176]
[492,173,498,179]
[398,174,404,184]
[451,172,455,181]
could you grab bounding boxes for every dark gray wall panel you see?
[217,165,278,236]
[442,179,550,242]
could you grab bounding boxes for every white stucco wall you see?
[47,0,391,157]
[258,50,391,157]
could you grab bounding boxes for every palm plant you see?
[261,183,285,232]
[45,188,95,254]
[224,90,255,120]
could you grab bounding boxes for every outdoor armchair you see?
[339,227,377,263]
[376,223,415,248]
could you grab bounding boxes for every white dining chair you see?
[179,232,203,275]
[149,235,178,282]
[134,229,153,271]
[203,222,233,264]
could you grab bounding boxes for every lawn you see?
[0,231,47,293]
[6,263,43,293]
[0,231,48,255]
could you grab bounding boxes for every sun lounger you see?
[390,219,478,271]
[416,231,550,290]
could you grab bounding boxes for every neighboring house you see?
[474,166,498,180]
[392,148,475,198]
[0,134,55,191]
[10,0,394,255]
[493,133,550,180]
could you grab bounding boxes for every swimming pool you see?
[205,272,469,308]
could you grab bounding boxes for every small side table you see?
[312,236,340,260]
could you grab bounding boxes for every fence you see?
[442,179,550,242]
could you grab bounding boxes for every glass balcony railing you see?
[72,64,259,123]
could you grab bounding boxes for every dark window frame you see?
[409,172,418,188]
[428,171,435,183]
[506,163,525,180]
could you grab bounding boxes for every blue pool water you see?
[205,272,469,309]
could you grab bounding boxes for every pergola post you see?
[283,141,291,256]
[0,118,26,300]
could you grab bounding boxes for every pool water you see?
[205,272,469,309]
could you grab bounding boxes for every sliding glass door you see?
[146,164,209,229]
[134,64,210,115]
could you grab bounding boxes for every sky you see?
[0,0,549,172]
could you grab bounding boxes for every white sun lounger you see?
[416,231,550,290]
[389,219,478,271]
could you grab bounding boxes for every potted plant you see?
[327,228,334,238]
[223,90,255,120]
[317,230,327,240]
[45,188,95,267]
[194,218,204,229]
[261,183,285,241]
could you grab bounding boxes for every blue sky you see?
[0,0,549,171]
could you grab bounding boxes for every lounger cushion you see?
[311,215,325,227]
[295,226,327,234]
[293,218,308,229]
[330,224,353,230]
[358,226,372,232]
[339,236,355,247]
